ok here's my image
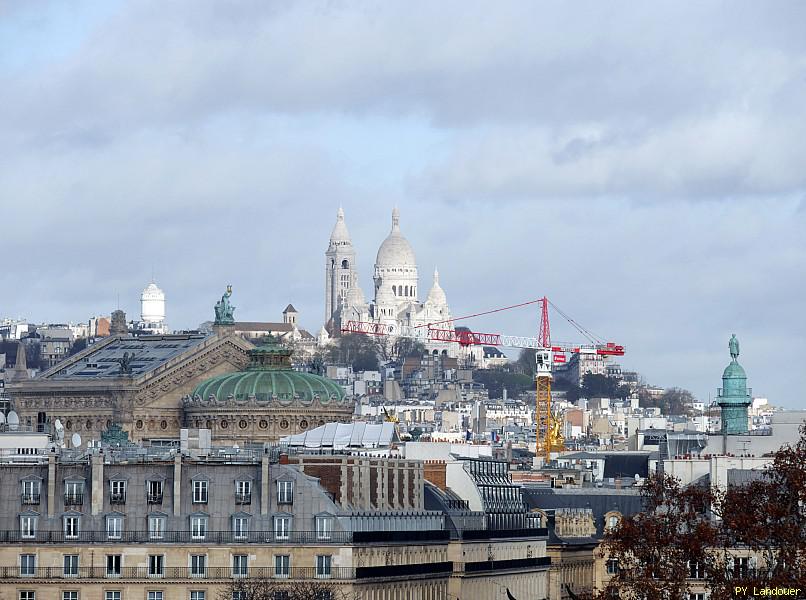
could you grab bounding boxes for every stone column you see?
[47,454,56,518]
[91,454,104,516]
[261,456,270,516]
[173,455,182,517]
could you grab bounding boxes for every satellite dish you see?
[7,411,19,430]
[71,433,82,448]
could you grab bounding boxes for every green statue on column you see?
[718,334,750,435]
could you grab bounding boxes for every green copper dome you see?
[190,342,345,405]
[722,361,747,380]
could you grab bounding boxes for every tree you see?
[473,369,534,399]
[513,348,536,377]
[328,334,379,372]
[592,426,806,600]
[69,338,88,356]
[218,576,349,600]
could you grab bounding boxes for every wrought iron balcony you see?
[63,493,83,506]
[235,492,252,505]
[110,492,127,505]
[0,565,357,581]
[20,493,40,505]
[147,493,163,505]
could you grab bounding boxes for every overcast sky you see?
[1,1,804,407]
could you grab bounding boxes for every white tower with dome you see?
[140,281,168,334]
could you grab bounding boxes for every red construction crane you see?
[341,296,624,462]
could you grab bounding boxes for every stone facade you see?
[0,449,550,600]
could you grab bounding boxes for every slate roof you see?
[235,322,293,332]
[41,335,209,379]
[523,487,644,544]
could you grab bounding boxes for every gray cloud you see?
[0,1,804,407]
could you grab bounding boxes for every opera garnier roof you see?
[183,341,354,443]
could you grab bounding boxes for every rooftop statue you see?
[214,285,236,325]
[116,351,134,375]
[729,333,740,361]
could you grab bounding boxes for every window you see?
[110,480,127,504]
[190,554,207,577]
[235,480,251,504]
[63,554,79,577]
[688,595,706,600]
[277,481,293,504]
[63,593,78,600]
[232,554,248,577]
[316,555,332,578]
[732,557,749,578]
[273,593,289,600]
[147,480,164,504]
[274,555,290,578]
[688,560,704,579]
[607,515,619,529]
[20,515,37,539]
[232,593,245,600]
[20,554,36,576]
[19,593,35,600]
[193,480,208,504]
[191,516,208,540]
[64,515,80,539]
[105,593,121,600]
[64,481,83,504]
[315,593,333,600]
[106,555,122,577]
[21,480,41,504]
[233,516,249,540]
[148,555,164,577]
[316,516,332,540]
[274,516,290,540]
[606,558,619,575]
[190,593,205,600]
[147,593,163,600]
[148,515,165,540]
[107,515,123,539]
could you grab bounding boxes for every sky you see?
[1,1,804,407]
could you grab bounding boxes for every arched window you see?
[341,259,349,269]
[404,286,409,297]
[392,286,396,296]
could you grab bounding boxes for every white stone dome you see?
[376,207,416,267]
[329,206,351,245]
[426,268,447,306]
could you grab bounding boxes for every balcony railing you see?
[235,492,252,505]
[110,492,127,505]
[20,494,41,505]
[147,493,163,505]
[0,528,544,545]
[0,566,356,581]
[63,494,84,506]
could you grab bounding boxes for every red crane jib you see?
[427,328,501,346]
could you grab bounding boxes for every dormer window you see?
[64,481,84,506]
[277,481,293,505]
[110,481,127,505]
[316,516,333,540]
[147,480,164,504]
[193,480,208,504]
[106,514,123,539]
[21,480,41,505]
[235,480,251,505]
[20,513,37,539]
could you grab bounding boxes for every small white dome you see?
[345,284,366,306]
[330,207,351,244]
[376,208,416,267]
[426,268,447,306]
[141,282,164,299]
